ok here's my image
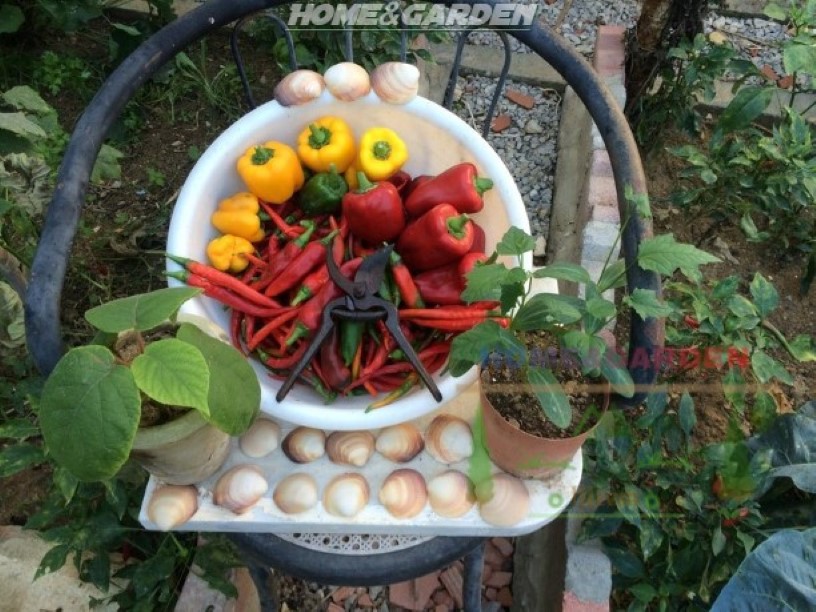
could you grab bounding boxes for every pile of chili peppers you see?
[168,116,508,410]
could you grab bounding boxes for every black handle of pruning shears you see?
[276,245,443,403]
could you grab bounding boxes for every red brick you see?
[587,175,617,209]
[590,150,613,179]
[433,590,453,606]
[439,567,464,609]
[491,114,512,133]
[590,203,621,224]
[481,563,493,583]
[490,537,514,557]
[505,89,535,109]
[594,26,625,76]
[761,64,778,82]
[331,586,353,603]
[388,573,440,611]
[486,571,513,588]
[434,605,450,612]
[778,74,794,89]
[562,591,610,612]
[483,541,505,568]
[594,52,623,77]
[327,603,345,612]
[496,586,513,607]
[485,587,498,600]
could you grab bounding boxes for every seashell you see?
[323,62,371,102]
[375,423,424,463]
[477,473,530,527]
[427,470,475,518]
[213,464,268,515]
[273,69,325,106]
[323,473,370,518]
[371,62,420,105]
[273,473,319,514]
[425,415,474,464]
[239,418,281,458]
[378,469,427,519]
[147,485,198,531]
[282,427,326,463]
[326,430,375,467]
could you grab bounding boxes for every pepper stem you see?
[164,269,190,282]
[251,146,274,165]
[285,322,310,346]
[372,141,391,160]
[165,253,192,267]
[356,171,375,193]
[308,124,331,148]
[474,176,494,195]
[446,214,470,239]
[294,220,316,247]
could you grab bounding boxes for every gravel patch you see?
[449,75,562,244]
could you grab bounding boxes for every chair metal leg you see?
[462,541,485,612]
[245,556,278,612]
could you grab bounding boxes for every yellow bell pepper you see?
[357,127,408,181]
[297,116,356,173]
[206,234,254,273]
[344,162,365,191]
[236,141,304,204]
[211,192,265,242]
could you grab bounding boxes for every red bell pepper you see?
[403,175,432,204]
[396,203,474,271]
[404,163,493,217]
[386,170,412,197]
[342,172,405,244]
[413,252,487,305]
[469,222,486,254]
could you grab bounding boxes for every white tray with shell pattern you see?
[138,382,582,537]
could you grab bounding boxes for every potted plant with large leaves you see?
[449,226,719,479]
[39,287,261,484]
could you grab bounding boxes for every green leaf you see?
[624,289,674,318]
[601,350,635,398]
[176,323,260,435]
[678,392,696,438]
[561,330,607,374]
[637,234,720,282]
[740,214,769,242]
[462,263,526,303]
[512,293,583,330]
[727,295,757,318]
[786,335,816,362]
[527,367,571,428]
[751,350,794,385]
[751,391,777,432]
[0,111,46,139]
[597,259,626,292]
[0,443,46,477]
[496,226,536,256]
[606,547,645,578]
[35,544,71,580]
[449,321,526,376]
[712,525,726,556]
[716,86,774,135]
[763,3,787,20]
[749,273,778,318]
[131,339,211,413]
[625,184,652,219]
[722,367,746,412]
[0,4,24,34]
[0,418,39,440]
[629,583,658,603]
[639,521,664,560]
[783,42,816,77]
[2,86,52,114]
[39,346,141,481]
[615,485,642,527]
[500,283,525,314]
[85,287,201,333]
[91,144,124,184]
[586,297,616,320]
[532,262,591,284]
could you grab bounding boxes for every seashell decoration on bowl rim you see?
[166,59,532,431]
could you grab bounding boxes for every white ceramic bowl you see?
[167,89,531,430]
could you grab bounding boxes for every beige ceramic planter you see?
[479,372,608,480]
[131,408,230,485]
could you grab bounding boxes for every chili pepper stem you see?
[474,176,493,195]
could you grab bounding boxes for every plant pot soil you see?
[131,410,230,485]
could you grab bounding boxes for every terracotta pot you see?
[479,371,609,480]
[131,410,230,485]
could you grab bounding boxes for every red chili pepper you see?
[414,261,463,305]
[367,372,419,411]
[343,343,450,392]
[230,309,244,353]
[342,172,405,244]
[247,308,301,351]
[389,251,424,309]
[254,221,316,292]
[260,201,305,238]
[396,203,474,271]
[403,175,432,203]
[167,270,286,318]
[264,228,338,297]
[722,507,749,528]
[286,257,363,345]
[684,315,700,329]
[409,317,509,331]
[404,162,493,217]
[263,341,308,370]
[291,230,346,306]
[320,327,352,391]
[469,222,486,254]
[166,254,281,309]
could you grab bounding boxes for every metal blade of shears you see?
[353,244,393,298]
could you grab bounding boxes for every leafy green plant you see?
[662,271,815,430]
[38,287,261,482]
[32,51,92,96]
